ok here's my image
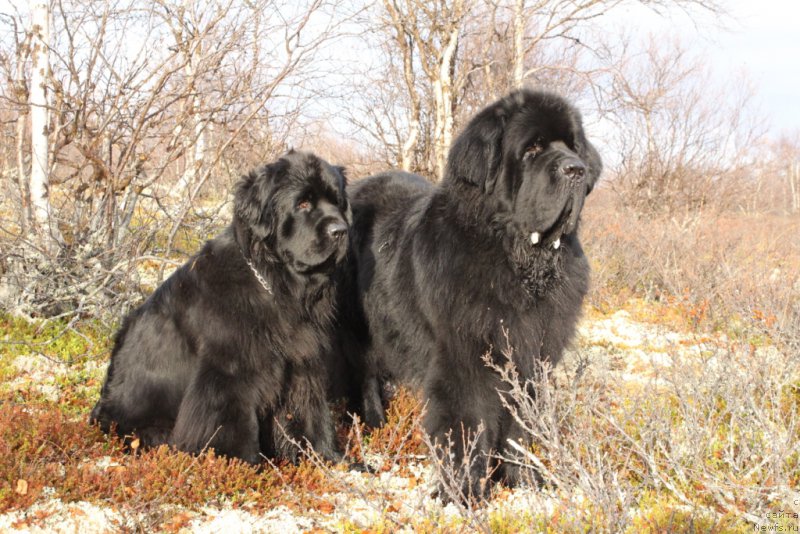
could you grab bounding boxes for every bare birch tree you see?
[28,0,59,248]
[0,0,344,317]
[363,0,726,180]
[166,0,210,198]
[382,0,422,171]
[511,0,524,88]
[408,0,469,178]
[353,0,473,179]
[749,135,800,214]
[0,10,32,234]
[500,0,725,90]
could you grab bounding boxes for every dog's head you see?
[234,150,351,274]
[444,90,602,249]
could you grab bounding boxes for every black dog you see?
[91,150,350,464]
[340,90,601,498]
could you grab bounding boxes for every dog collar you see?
[245,258,273,295]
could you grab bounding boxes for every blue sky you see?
[609,0,800,137]
[713,0,800,136]
[1,0,795,139]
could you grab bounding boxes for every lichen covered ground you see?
[1,305,797,533]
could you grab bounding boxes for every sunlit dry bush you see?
[582,194,800,350]
[492,333,800,531]
[599,35,762,216]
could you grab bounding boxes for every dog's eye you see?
[297,199,311,210]
[524,143,544,160]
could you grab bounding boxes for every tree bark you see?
[173,47,207,198]
[16,105,30,235]
[512,0,525,88]
[384,0,421,172]
[433,22,460,179]
[29,0,58,248]
[399,33,420,172]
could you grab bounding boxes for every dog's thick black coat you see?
[91,150,351,464]
[341,90,601,497]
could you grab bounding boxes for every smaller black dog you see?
[91,150,350,464]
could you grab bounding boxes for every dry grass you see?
[582,193,800,351]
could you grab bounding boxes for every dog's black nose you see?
[560,161,586,180]
[326,221,348,239]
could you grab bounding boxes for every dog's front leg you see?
[272,359,342,464]
[171,365,261,464]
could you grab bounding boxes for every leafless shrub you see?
[488,347,635,531]
[298,417,499,532]
[745,134,800,215]
[269,406,448,532]
[0,0,344,320]
[490,326,800,530]
[420,424,497,531]
[599,36,763,215]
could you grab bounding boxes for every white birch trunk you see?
[173,113,206,197]
[400,43,420,171]
[384,0,420,172]
[401,120,419,171]
[513,0,526,88]
[16,100,30,234]
[173,45,206,199]
[29,0,56,245]
[433,24,460,180]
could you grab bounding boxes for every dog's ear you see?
[234,162,284,241]
[576,133,602,195]
[335,165,348,186]
[333,165,352,222]
[445,105,506,196]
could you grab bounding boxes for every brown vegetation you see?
[583,189,800,354]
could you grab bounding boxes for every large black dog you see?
[341,90,601,498]
[91,150,350,464]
